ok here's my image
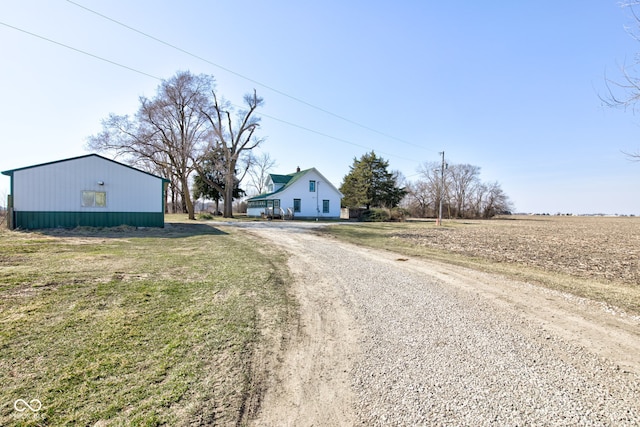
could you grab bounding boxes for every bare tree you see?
[602,1,640,160]
[405,162,441,218]
[482,181,513,218]
[403,180,435,217]
[468,182,487,218]
[197,90,265,217]
[87,71,213,219]
[417,160,449,217]
[408,160,512,219]
[245,152,277,196]
[87,71,266,219]
[448,164,481,218]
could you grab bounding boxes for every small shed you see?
[2,154,169,229]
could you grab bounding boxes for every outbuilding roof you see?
[1,153,169,183]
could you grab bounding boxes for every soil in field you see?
[392,216,640,286]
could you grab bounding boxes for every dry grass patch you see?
[324,216,640,314]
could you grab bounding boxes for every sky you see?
[1,0,640,215]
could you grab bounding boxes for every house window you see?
[248,200,266,209]
[323,200,330,214]
[293,199,301,213]
[309,180,316,192]
[82,191,106,207]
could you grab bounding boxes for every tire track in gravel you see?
[247,225,360,427]
[244,223,640,426]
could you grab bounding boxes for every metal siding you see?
[13,156,162,213]
[14,211,164,229]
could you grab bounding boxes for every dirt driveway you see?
[223,221,640,425]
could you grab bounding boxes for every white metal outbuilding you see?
[2,154,168,229]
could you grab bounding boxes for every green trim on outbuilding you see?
[13,211,164,229]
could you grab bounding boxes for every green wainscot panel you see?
[14,211,165,229]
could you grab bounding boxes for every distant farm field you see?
[0,223,293,426]
[324,216,640,314]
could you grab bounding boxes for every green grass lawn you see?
[0,223,294,426]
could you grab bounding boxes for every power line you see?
[0,19,424,166]
[0,21,162,81]
[260,112,418,163]
[66,0,428,151]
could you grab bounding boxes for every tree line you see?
[340,151,512,219]
[86,71,264,219]
[404,161,512,219]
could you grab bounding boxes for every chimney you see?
[296,166,300,173]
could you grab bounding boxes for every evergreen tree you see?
[193,152,244,214]
[340,151,406,209]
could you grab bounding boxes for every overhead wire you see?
[0,21,162,80]
[65,0,428,152]
[0,15,429,165]
[260,112,417,163]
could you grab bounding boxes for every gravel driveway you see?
[223,221,640,426]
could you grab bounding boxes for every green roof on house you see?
[247,168,312,201]
[269,174,293,184]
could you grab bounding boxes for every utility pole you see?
[437,151,446,226]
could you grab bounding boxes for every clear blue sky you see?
[1,0,639,214]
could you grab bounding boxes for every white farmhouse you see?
[246,167,342,219]
[2,154,168,229]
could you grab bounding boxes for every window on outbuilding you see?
[309,180,316,192]
[82,191,106,207]
[323,199,330,213]
[293,198,301,213]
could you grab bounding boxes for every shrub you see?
[389,207,408,222]
[359,207,408,222]
[361,208,390,222]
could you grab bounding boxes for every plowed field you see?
[392,216,640,285]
